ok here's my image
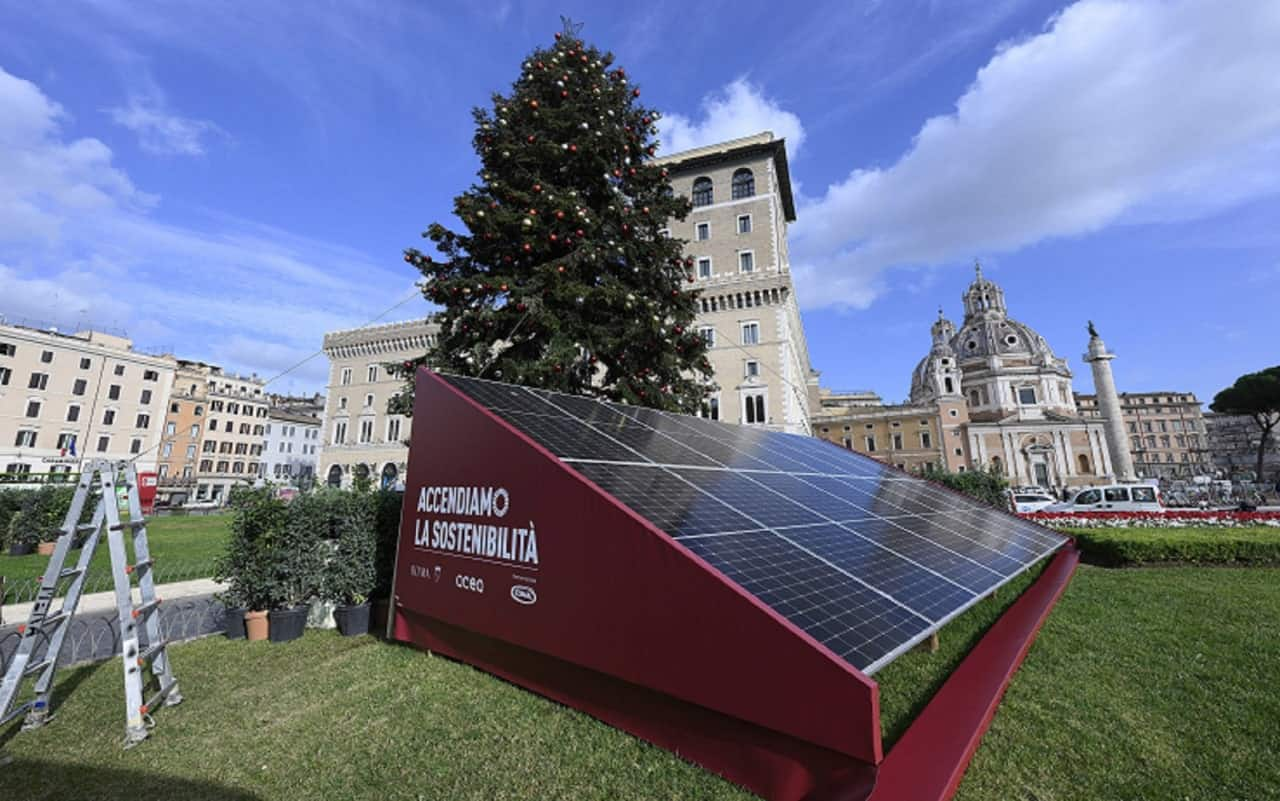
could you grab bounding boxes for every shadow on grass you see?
[0,661,103,751]
[0,758,262,801]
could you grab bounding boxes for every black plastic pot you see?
[334,602,371,637]
[8,541,34,556]
[224,606,248,640]
[268,605,308,643]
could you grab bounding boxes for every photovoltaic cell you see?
[440,373,1069,674]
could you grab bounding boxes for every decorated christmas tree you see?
[391,19,712,415]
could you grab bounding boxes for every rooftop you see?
[651,131,797,222]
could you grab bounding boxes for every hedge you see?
[1066,526,1280,567]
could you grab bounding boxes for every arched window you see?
[944,377,955,394]
[990,456,1004,475]
[326,464,342,488]
[691,177,713,207]
[1078,454,1092,473]
[380,463,398,489]
[731,168,755,199]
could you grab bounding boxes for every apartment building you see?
[0,322,176,479]
[813,401,969,475]
[261,398,323,487]
[193,367,269,503]
[653,132,819,433]
[1075,391,1210,479]
[317,319,439,490]
[154,360,213,506]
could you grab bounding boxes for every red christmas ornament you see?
[555,210,565,219]
[529,208,538,215]
[490,202,498,209]
[503,255,512,263]
[533,184,542,192]
[674,326,684,334]
[687,275,694,283]
[567,49,576,56]
[629,168,637,176]
[403,253,412,263]
[613,168,623,177]
[556,264,566,273]
[642,116,651,125]
[536,60,545,68]
[516,302,527,311]
[522,243,532,252]
[580,55,588,63]
[632,88,640,97]
[554,31,562,40]
[527,135,535,143]
[549,233,558,242]
[402,360,412,369]
[576,229,584,238]
[568,144,578,152]
[661,168,668,177]
[529,99,539,109]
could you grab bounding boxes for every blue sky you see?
[1,0,1277,405]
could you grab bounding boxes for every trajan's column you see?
[1083,322,1137,482]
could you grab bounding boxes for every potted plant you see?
[216,487,288,642]
[326,492,376,636]
[217,585,249,640]
[369,488,404,636]
[265,491,327,643]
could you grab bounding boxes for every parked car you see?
[1045,484,1165,514]
[1008,490,1058,514]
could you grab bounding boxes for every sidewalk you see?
[2,578,226,626]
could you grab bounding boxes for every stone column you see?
[1083,328,1136,482]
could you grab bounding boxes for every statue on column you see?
[1087,320,1099,339]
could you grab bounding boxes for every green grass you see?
[0,515,230,603]
[3,564,1277,800]
[1068,525,1280,567]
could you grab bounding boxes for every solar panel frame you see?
[439,373,1069,674]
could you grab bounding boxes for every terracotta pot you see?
[37,542,56,556]
[245,610,269,641]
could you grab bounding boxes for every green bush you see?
[325,492,377,605]
[215,487,289,610]
[2,485,93,548]
[372,490,404,600]
[922,466,1009,509]
[1068,526,1280,567]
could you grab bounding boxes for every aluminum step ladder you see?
[0,460,183,750]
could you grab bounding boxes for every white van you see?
[1046,484,1164,514]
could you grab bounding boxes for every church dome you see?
[952,265,1066,369]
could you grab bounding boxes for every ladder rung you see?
[24,659,52,677]
[0,701,36,727]
[126,558,154,575]
[76,523,100,533]
[110,520,148,532]
[131,599,162,619]
[141,681,178,715]
[59,566,86,579]
[138,640,169,663]
[33,612,70,630]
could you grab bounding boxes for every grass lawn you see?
[3,562,1278,800]
[0,515,231,603]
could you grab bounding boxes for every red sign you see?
[391,371,880,801]
[137,471,158,516]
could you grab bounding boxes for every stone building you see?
[261,405,322,487]
[192,366,269,504]
[1075,391,1210,479]
[0,322,176,479]
[653,132,819,433]
[1204,412,1280,481]
[816,267,1115,489]
[317,318,439,490]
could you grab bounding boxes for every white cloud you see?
[106,96,225,156]
[658,78,806,158]
[791,0,1280,309]
[0,65,426,393]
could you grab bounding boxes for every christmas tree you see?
[391,18,712,415]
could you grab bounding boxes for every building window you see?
[741,322,760,345]
[731,168,755,199]
[203,440,217,454]
[1017,387,1037,405]
[140,389,152,405]
[700,395,720,421]
[691,176,713,207]
[695,222,710,241]
[697,257,712,279]
[340,367,352,385]
[387,417,402,442]
[103,409,116,425]
[339,397,348,411]
[921,432,933,448]
[892,433,904,450]
[114,364,125,376]
[364,393,375,408]
[334,421,347,445]
[367,365,379,383]
[698,326,715,347]
[224,421,233,433]
[162,442,173,458]
[359,419,374,443]
[0,366,9,386]
[66,404,80,422]
[108,384,121,401]
[28,372,49,390]
[745,360,760,378]
[137,413,150,429]
[0,342,14,356]
[25,400,41,418]
[186,444,196,459]
[143,369,158,381]
[737,214,752,234]
[97,435,111,452]
[865,436,877,452]
[743,393,766,425]
[738,251,755,273]
[14,430,37,447]
[40,350,54,364]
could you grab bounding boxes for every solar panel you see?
[441,373,1069,674]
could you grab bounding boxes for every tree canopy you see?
[1211,365,1280,481]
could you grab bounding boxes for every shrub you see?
[372,490,404,600]
[922,466,1009,509]
[3,485,92,548]
[325,492,377,605]
[215,487,288,611]
[1065,526,1280,567]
